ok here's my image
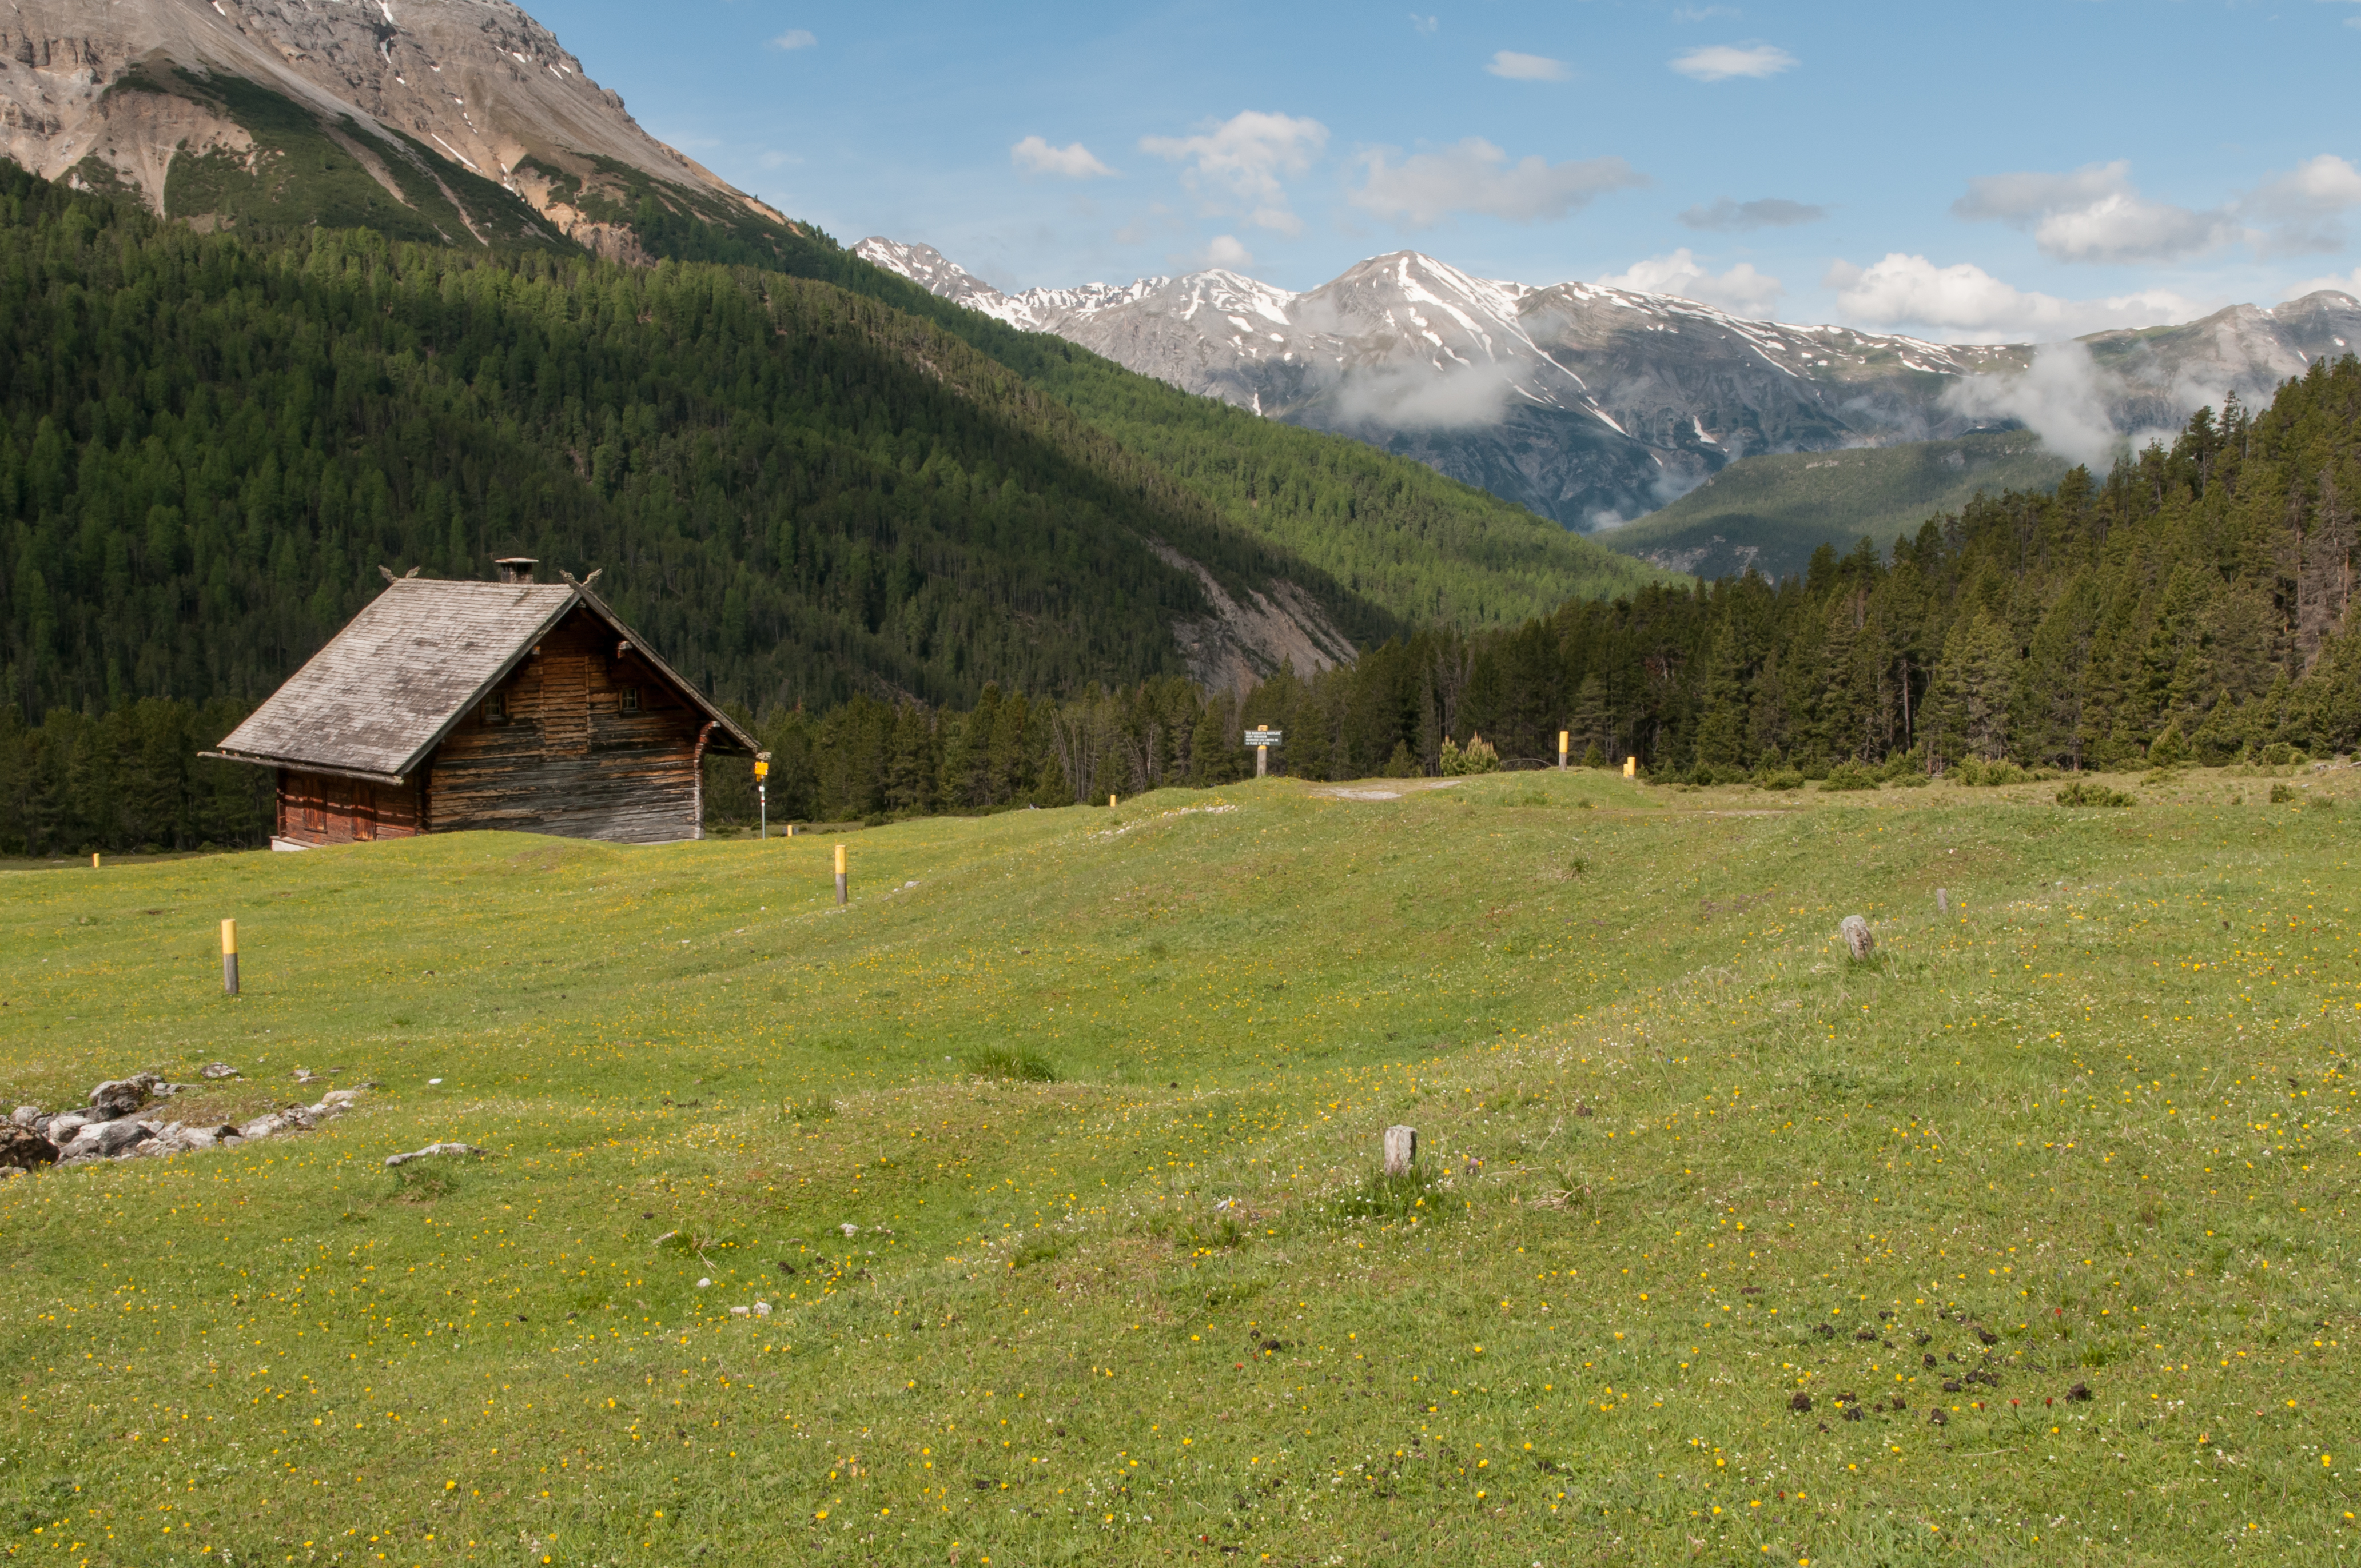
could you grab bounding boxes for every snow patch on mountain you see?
[859,236,2361,533]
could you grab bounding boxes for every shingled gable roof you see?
[208,578,756,785]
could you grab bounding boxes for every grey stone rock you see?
[86,1119,152,1156]
[1840,915,1876,963]
[10,1106,41,1129]
[240,1105,318,1140]
[86,1075,158,1120]
[0,1124,57,1170]
[45,1112,91,1146]
[200,1063,239,1080]
[385,1142,487,1168]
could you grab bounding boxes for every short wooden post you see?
[221,919,240,996]
[1622,756,1637,779]
[1383,1125,1417,1176]
[1935,887,1949,917]
[1558,731,1568,770]
[1255,744,1268,778]
[834,844,847,907]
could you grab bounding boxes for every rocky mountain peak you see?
[0,0,784,253]
[859,236,2361,532]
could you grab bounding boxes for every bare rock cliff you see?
[0,0,781,246]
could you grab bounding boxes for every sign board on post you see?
[1243,728,1282,778]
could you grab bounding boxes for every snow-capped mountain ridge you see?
[857,236,2036,526]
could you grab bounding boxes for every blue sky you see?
[531,0,2361,341]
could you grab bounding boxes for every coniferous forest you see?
[2,161,2359,855]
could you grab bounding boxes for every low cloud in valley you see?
[1940,342,2121,468]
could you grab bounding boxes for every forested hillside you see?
[0,165,1370,720]
[1235,365,2361,782]
[700,220,1664,630]
[8,356,2358,853]
[716,358,2361,828]
[1599,432,2075,582]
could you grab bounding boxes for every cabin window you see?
[620,685,640,712]
[483,691,506,722]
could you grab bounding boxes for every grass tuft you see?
[963,1046,1057,1082]
[1323,1167,1459,1228]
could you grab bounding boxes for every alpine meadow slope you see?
[0,763,2355,1562]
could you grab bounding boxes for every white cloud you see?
[1329,361,1523,431]
[1828,252,2199,341]
[1599,249,1783,316]
[1409,13,1438,34]
[756,150,802,170]
[2240,154,2361,256]
[1672,3,1739,19]
[1487,50,1568,81]
[1349,138,1646,228]
[768,28,816,50]
[1678,195,1825,231]
[2278,266,2361,301]
[1953,161,2231,265]
[1200,234,1255,270]
[1142,111,1328,236]
[1670,43,1795,81]
[1012,137,1114,179]
[1940,344,2122,468]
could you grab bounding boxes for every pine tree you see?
[1693,622,1748,768]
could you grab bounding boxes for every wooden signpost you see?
[1244,727,1281,777]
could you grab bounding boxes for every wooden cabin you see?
[208,561,756,848]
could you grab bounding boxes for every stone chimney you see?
[493,557,538,584]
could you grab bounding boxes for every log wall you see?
[424,606,711,844]
[275,771,423,847]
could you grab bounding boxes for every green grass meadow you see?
[2,765,2356,1566]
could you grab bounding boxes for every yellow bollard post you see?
[834,844,847,908]
[1110,793,1118,809]
[221,919,240,996]
[1558,731,1568,771]
[93,852,101,868]
[1623,755,1637,779]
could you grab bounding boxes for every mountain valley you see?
[859,236,2361,556]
